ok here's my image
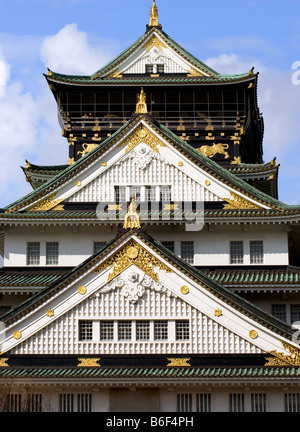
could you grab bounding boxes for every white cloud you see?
[40,23,117,75]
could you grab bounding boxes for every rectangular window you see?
[115,186,126,202]
[196,394,211,412]
[291,305,300,325]
[100,321,114,341]
[118,321,132,340]
[27,242,40,265]
[272,304,287,322]
[251,393,266,412]
[46,242,59,265]
[27,394,42,412]
[177,394,192,412]
[145,186,156,201]
[129,186,141,201]
[7,394,22,412]
[160,185,172,201]
[60,394,74,412]
[250,241,264,264]
[157,64,165,73]
[229,393,245,412]
[181,241,194,264]
[0,306,11,318]
[79,321,93,341]
[176,320,190,340]
[162,241,175,253]
[93,241,106,254]
[285,393,300,412]
[230,241,244,264]
[136,321,150,340]
[154,320,168,340]
[78,394,92,413]
[145,64,154,74]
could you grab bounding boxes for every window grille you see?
[285,393,300,412]
[46,242,59,265]
[196,394,211,412]
[60,394,74,412]
[93,242,106,254]
[229,393,245,412]
[136,321,150,340]
[154,320,168,340]
[230,241,244,264]
[27,394,42,412]
[176,320,190,340]
[129,186,141,201]
[79,321,93,341]
[291,305,300,325]
[271,304,287,322]
[118,321,132,340]
[146,64,154,74]
[251,393,266,412]
[0,306,11,317]
[145,186,156,201]
[7,394,22,412]
[181,241,194,264]
[157,64,165,73]
[115,186,126,202]
[100,321,114,341]
[177,394,192,412]
[160,185,171,201]
[161,241,175,253]
[78,394,92,412]
[27,242,40,265]
[250,241,264,264]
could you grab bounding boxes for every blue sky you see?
[0,0,300,206]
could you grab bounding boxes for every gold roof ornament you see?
[149,0,159,27]
[136,87,148,114]
[123,197,141,229]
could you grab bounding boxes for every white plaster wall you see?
[3,225,289,267]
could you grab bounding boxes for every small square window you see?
[136,321,150,340]
[93,242,106,254]
[176,320,190,340]
[160,185,171,201]
[118,321,132,340]
[145,65,154,74]
[46,242,59,265]
[251,393,266,412]
[145,186,156,201]
[79,321,93,341]
[27,242,40,265]
[177,394,192,412]
[230,241,243,264]
[229,393,245,412]
[291,305,300,325]
[154,321,168,340]
[181,241,194,264]
[161,241,175,253]
[272,304,287,322]
[157,64,164,73]
[100,321,114,341]
[129,186,141,201]
[115,186,126,202]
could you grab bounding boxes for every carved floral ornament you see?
[117,124,166,155]
[265,340,300,366]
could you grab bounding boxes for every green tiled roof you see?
[0,366,298,379]
[0,269,68,287]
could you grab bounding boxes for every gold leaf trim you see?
[93,240,172,283]
[265,341,300,366]
[0,358,9,367]
[29,193,64,211]
[167,358,191,367]
[77,358,101,367]
[223,192,261,209]
[117,124,166,154]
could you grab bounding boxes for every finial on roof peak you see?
[149,0,159,27]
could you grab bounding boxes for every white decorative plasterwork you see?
[117,143,169,170]
[97,269,176,304]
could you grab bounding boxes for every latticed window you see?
[145,64,154,73]
[291,305,300,325]
[118,321,132,340]
[162,241,175,253]
[77,394,92,412]
[93,241,106,254]
[285,393,300,412]
[79,321,93,341]
[160,185,171,201]
[230,241,244,264]
[250,241,264,264]
[26,394,42,412]
[229,393,245,412]
[177,394,192,412]
[27,242,40,265]
[272,304,287,322]
[100,321,114,341]
[136,321,150,340]
[145,186,156,201]
[7,394,22,412]
[115,186,126,202]
[154,321,168,340]
[176,320,190,340]
[60,394,74,412]
[46,242,59,265]
[196,394,211,412]
[157,64,164,73]
[251,393,266,412]
[181,241,194,264]
[129,186,141,201]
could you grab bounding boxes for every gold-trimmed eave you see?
[265,340,300,366]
